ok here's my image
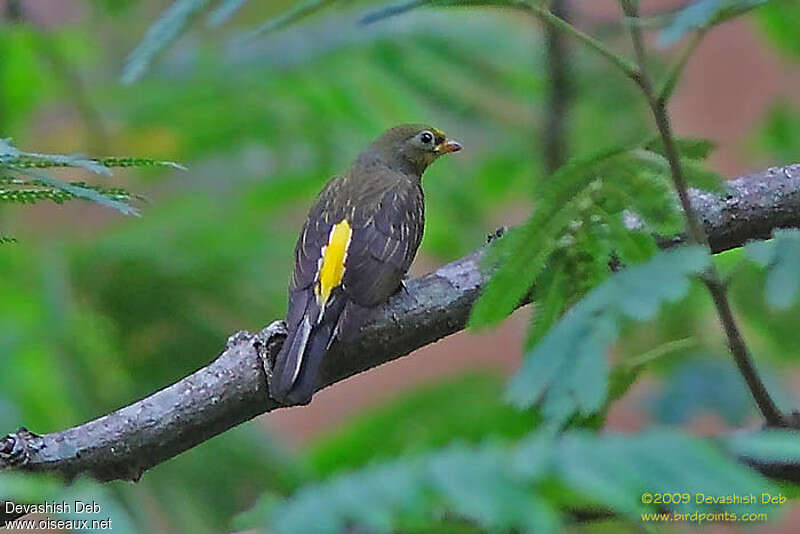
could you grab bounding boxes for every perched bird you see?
[269,124,462,405]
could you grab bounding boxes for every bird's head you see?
[361,124,462,177]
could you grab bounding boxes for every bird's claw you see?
[486,226,508,243]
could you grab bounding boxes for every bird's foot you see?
[486,226,508,243]
[254,321,288,389]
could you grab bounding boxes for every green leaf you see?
[607,338,695,408]
[681,159,726,192]
[634,148,725,193]
[121,0,208,84]
[207,0,250,27]
[359,0,519,25]
[9,168,139,216]
[306,373,534,478]
[12,156,185,172]
[746,228,800,310]
[470,145,632,328]
[238,0,341,42]
[0,183,141,206]
[260,428,793,533]
[644,136,717,161]
[753,102,800,163]
[360,0,430,25]
[0,139,184,172]
[756,0,800,59]
[724,429,800,462]
[557,430,774,516]
[230,493,281,531]
[659,0,769,47]
[92,157,186,170]
[0,188,76,204]
[428,443,551,531]
[506,246,710,423]
[0,139,178,215]
[525,263,569,350]
[12,154,110,175]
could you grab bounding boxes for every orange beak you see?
[435,139,463,154]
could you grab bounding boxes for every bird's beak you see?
[435,139,463,154]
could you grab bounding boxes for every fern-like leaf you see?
[207,0,250,27]
[658,0,768,46]
[746,228,800,310]
[1,139,179,215]
[644,136,716,161]
[121,0,209,84]
[9,168,140,216]
[238,0,341,42]
[0,183,141,206]
[244,428,800,533]
[633,148,725,193]
[470,145,634,328]
[506,246,710,423]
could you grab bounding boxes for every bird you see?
[269,124,462,405]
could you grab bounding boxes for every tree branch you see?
[542,0,572,174]
[2,163,800,483]
[521,2,639,83]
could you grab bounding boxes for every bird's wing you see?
[290,176,348,293]
[289,170,423,312]
[343,178,424,307]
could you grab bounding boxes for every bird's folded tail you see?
[270,293,346,405]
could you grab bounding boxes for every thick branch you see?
[2,163,800,483]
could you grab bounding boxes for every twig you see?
[542,0,572,174]
[2,163,800,481]
[618,0,786,428]
[657,28,706,106]
[521,2,639,82]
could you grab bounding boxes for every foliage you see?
[752,101,800,164]
[468,137,720,335]
[658,0,769,46]
[207,0,251,28]
[647,355,792,425]
[506,246,709,423]
[121,0,209,84]
[0,138,182,229]
[306,373,535,477]
[249,428,800,534]
[746,229,800,310]
[755,0,800,58]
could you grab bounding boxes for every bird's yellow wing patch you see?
[315,219,352,308]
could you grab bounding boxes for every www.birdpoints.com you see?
[4,500,112,530]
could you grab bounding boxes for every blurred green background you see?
[2,0,800,532]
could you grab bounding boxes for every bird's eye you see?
[419,131,433,144]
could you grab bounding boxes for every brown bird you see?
[269,124,463,405]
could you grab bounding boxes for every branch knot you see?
[0,427,44,468]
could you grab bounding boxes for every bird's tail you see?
[270,295,345,405]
